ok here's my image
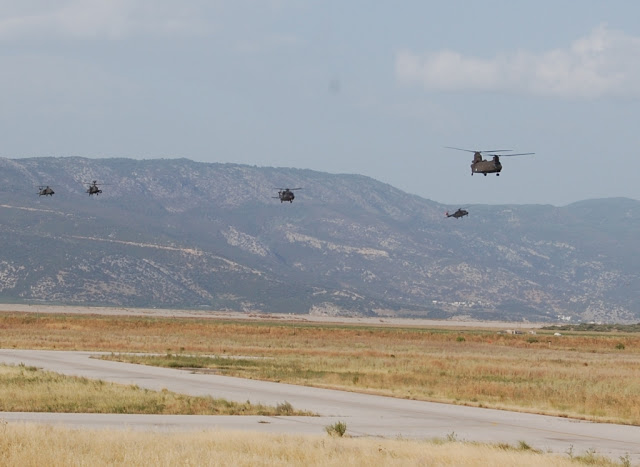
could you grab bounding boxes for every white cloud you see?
[396,25,640,99]
[0,0,208,40]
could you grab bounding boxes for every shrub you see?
[325,421,347,437]
[275,401,294,415]
[517,440,533,451]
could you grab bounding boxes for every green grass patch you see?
[543,323,640,333]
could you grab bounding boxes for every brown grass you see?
[0,423,620,467]
[0,364,309,415]
[2,312,639,424]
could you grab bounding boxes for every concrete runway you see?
[1,349,638,463]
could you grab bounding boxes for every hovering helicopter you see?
[273,188,301,203]
[85,181,103,196]
[445,147,534,176]
[446,208,468,219]
[37,185,55,197]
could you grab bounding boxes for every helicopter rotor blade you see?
[444,146,476,153]
[489,152,535,157]
[445,146,513,153]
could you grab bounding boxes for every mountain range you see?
[0,156,638,323]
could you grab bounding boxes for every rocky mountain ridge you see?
[0,156,638,323]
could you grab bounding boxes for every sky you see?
[2,1,640,206]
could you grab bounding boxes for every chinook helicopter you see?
[446,208,468,219]
[445,147,534,176]
[273,188,301,203]
[37,186,55,197]
[85,181,103,196]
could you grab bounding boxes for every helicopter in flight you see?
[273,188,301,203]
[37,186,55,197]
[85,181,103,196]
[445,147,534,176]
[446,208,468,219]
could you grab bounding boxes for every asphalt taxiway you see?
[0,349,638,463]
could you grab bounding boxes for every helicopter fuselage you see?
[471,154,502,176]
[279,191,295,202]
[446,209,468,218]
[38,186,54,196]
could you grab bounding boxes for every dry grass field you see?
[1,312,639,425]
[0,364,307,415]
[0,423,623,467]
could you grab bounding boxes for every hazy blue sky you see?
[2,1,640,206]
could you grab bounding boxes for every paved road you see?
[1,349,638,463]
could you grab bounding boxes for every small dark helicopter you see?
[445,147,534,176]
[273,188,301,203]
[85,181,103,196]
[446,208,468,219]
[37,185,55,197]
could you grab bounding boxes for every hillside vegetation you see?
[1,156,639,322]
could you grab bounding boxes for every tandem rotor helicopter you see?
[273,188,301,203]
[445,147,534,176]
[446,208,468,219]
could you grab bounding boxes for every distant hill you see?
[0,156,638,323]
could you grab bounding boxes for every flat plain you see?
[1,308,638,466]
[1,309,639,424]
